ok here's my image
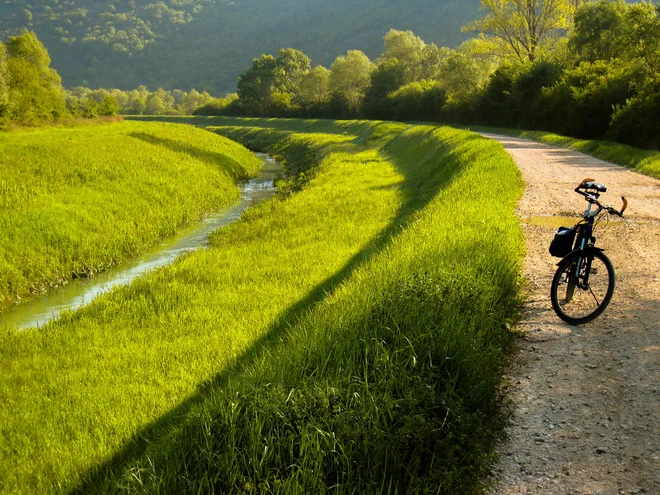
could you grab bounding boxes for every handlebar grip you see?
[620,197,628,216]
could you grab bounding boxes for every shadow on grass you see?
[72,123,475,493]
[128,132,251,181]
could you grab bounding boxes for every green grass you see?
[0,121,261,308]
[1,118,524,494]
[466,125,660,180]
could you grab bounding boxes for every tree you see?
[381,29,444,83]
[5,30,66,122]
[236,49,311,116]
[464,0,581,62]
[329,50,375,115]
[6,29,61,86]
[361,58,406,119]
[0,42,8,116]
[99,95,121,116]
[293,66,331,116]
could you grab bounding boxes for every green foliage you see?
[381,29,443,83]
[362,58,407,119]
[388,80,447,122]
[4,29,66,123]
[609,87,660,150]
[292,66,332,117]
[329,50,375,116]
[464,0,580,62]
[0,117,523,493]
[571,1,660,73]
[0,121,261,307]
[193,93,240,116]
[99,95,120,116]
[65,85,215,116]
[237,49,312,116]
[511,60,564,129]
[0,1,480,93]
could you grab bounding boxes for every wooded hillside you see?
[0,0,479,93]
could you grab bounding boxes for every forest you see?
[0,0,478,93]
[201,0,659,149]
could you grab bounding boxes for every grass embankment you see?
[0,121,261,308]
[468,125,660,180]
[1,118,524,493]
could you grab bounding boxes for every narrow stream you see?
[0,153,281,331]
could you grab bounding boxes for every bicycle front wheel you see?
[550,249,616,325]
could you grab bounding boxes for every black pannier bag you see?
[549,226,577,258]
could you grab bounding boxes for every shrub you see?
[609,88,660,150]
[387,80,447,122]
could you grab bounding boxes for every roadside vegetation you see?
[0,121,261,308]
[1,118,524,493]
[469,126,660,180]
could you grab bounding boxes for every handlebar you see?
[575,178,627,218]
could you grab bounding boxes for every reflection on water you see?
[0,153,281,331]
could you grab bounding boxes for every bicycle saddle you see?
[577,178,607,192]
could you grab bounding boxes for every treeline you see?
[65,86,215,117]
[0,29,216,124]
[200,0,659,149]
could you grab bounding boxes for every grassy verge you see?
[1,118,524,493]
[465,125,660,180]
[0,121,261,308]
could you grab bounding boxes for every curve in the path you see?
[482,133,660,495]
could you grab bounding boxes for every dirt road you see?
[482,134,660,495]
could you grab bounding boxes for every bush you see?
[192,94,240,116]
[532,59,639,139]
[477,63,524,127]
[387,80,447,122]
[609,89,660,150]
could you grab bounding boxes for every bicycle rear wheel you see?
[550,249,616,325]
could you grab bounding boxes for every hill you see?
[0,0,479,93]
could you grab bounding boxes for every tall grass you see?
[1,118,524,494]
[465,125,660,180]
[0,121,261,308]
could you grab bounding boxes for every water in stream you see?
[0,153,281,331]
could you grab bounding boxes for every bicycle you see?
[548,178,628,325]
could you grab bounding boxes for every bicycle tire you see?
[550,249,616,325]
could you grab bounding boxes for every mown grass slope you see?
[0,121,261,308]
[1,118,524,494]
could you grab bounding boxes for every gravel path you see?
[482,134,660,495]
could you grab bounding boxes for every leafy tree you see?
[237,54,278,115]
[146,87,175,115]
[329,50,375,115]
[99,94,120,116]
[293,66,332,117]
[236,49,311,116]
[571,1,660,74]
[437,38,500,104]
[464,0,582,62]
[381,29,443,83]
[362,58,407,119]
[4,30,66,122]
[387,80,447,122]
[569,0,627,62]
[6,29,61,86]
[477,62,524,126]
